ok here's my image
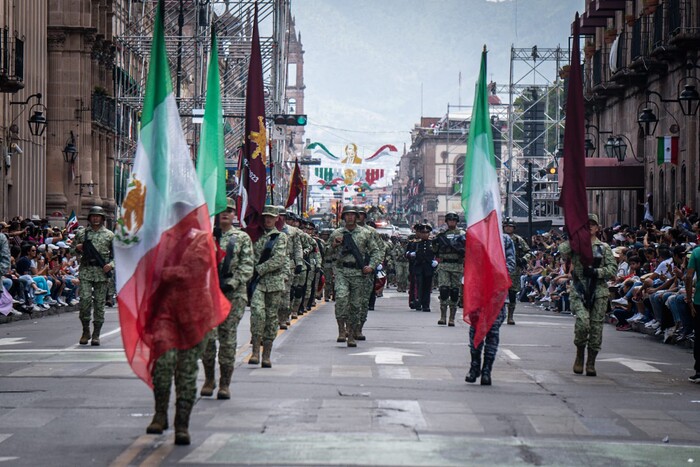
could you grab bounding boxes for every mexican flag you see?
[196,24,227,218]
[114,0,230,388]
[461,48,511,347]
[65,210,78,233]
[657,136,678,165]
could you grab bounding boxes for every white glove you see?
[409,252,416,258]
[376,264,383,271]
[431,260,438,268]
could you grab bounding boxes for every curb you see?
[0,304,80,324]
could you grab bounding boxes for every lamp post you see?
[9,93,48,137]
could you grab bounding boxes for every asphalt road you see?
[1,289,699,466]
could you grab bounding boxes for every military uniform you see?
[357,207,383,339]
[279,209,303,328]
[503,217,531,325]
[304,223,322,309]
[249,206,289,368]
[465,234,516,386]
[72,206,114,346]
[393,241,409,292]
[200,221,254,399]
[321,229,336,301]
[558,213,616,376]
[292,226,314,316]
[406,224,436,312]
[433,212,465,326]
[327,206,382,347]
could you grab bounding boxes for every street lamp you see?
[9,93,47,137]
[62,131,78,163]
[637,99,659,137]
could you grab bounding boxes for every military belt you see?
[340,261,358,268]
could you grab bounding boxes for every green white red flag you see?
[113,0,230,388]
[65,210,78,233]
[196,24,227,218]
[460,48,511,347]
[657,136,678,165]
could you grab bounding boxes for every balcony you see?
[668,0,700,48]
[0,30,24,93]
[92,93,116,130]
[629,16,668,74]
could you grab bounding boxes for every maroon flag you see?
[285,159,305,208]
[242,2,267,242]
[557,13,592,266]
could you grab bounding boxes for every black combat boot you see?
[91,322,103,346]
[217,365,233,399]
[200,363,216,397]
[507,306,515,325]
[480,356,494,386]
[464,351,482,383]
[573,345,585,374]
[585,348,598,377]
[79,320,91,345]
[174,399,193,445]
[146,389,170,434]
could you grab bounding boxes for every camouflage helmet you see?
[502,216,516,227]
[277,206,288,216]
[355,205,367,216]
[588,213,599,225]
[341,205,358,219]
[88,206,106,218]
[445,211,459,222]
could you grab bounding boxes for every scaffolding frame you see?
[505,46,569,221]
[113,0,291,204]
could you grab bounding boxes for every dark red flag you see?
[557,13,592,267]
[242,2,267,243]
[285,159,304,208]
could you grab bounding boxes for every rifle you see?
[247,233,280,299]
[341,232,366,269]
[83,230,112,277]
[219,234,237,293]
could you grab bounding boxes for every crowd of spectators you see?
[1,215,81,316]
[517,207,698,348]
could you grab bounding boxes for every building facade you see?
[576,0,699,226]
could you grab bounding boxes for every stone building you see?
[576,0,699,226]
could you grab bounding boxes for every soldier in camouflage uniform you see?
[465,234,516,386]
[291,214,314,316]
[327,206,382,347]
[394,238,409,292]
[320,229,336,301]
[558,213,616,377]
[356,206,383,338]
[503,217,530,325]
[72,206,114,346]
[147,340,206,444]
[248,206,288,368]
[278,209,304,329]
[433,212,465,326]
[303,220,322,310]
[200,199,254,399]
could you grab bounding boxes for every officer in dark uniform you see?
[405,223,437,311]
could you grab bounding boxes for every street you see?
[1,290,700,466]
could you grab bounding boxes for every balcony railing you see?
[92,93,116,130]
[0,29,24,93]
[668,0,699,42]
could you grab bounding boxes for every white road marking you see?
[0,338,27,346]
[598,357,670,372]
[350,347,422,365]
[501,349,520,360]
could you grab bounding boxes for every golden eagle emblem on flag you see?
[248,116,267,165]
[116,177,146,244]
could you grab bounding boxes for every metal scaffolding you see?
[505,45,569,222]
[113,0,291,204]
